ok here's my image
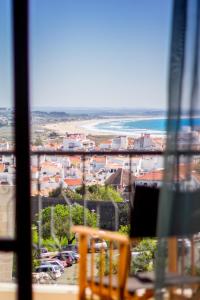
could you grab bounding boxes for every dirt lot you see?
[57,262,78,285]
[56,253,100,285]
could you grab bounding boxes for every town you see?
[1,119,200,198]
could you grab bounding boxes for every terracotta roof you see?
[93,157,107,163]
[41,161,55,168]
[64,178,83,186]
[0,163,5,173]
[137,170,164,181]
[31,166,38,173]
[136,164,193,182]
[100,140,112,145]
[41,176,50,182]
[70,156,81,164]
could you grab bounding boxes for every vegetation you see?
[119,224,130,236]
[95,238,157,276]
[130,239,157,274]
[49,184,123,202]
[32,226,40,270]
[76,185,123,202]
[35,203,98,245]
[96,251,118,276]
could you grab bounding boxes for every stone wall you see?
[0,186,14,282]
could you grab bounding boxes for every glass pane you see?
[0,1,15,239]
[29,0,170,148]
[0,0,14,149]
[0,252,16,300]
[0,181,15,238]
[29,0,172,291]
[0,252,15,283]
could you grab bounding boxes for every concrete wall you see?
[0,186,15,283]
[0,284,78,300]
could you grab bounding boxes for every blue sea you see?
[94,117,200,134]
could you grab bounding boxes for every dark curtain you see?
[155,0,200,294]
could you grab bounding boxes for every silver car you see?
[35,264,61,280]
[41,259,65,273]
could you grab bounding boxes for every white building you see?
[140,156,164,173]
[63,133,85,151]
[123,157,142,176]
[133,134,155,150]
[111,136,127,150]
[82,139,95,150]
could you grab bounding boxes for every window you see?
[0,0,173,299]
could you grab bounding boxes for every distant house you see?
[140,156,164,173]
[63,178,83,190]
[133,134,155,150]
[99,140,112,150]
[91,156,107,171]
[111,136,128,150]
[123,157,142,175]
[105,168,135,192]
[135,170,164,187]
[82,139,95,150]
[135,164,200,190]
[63,133,86,150]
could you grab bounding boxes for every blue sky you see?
[0,0,172,109]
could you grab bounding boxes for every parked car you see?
[39,248,58,259]
[177,238,191,255]
[162,239,191,256]
[52,253,73,267]
[35,264,61,280]
[51,255,68,268]
[69,251,80,263]
[61,251,80,263]
[61,244,78,253]
[41,259,65,273]
[88,238,108,252]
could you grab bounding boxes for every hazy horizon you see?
[0,105,167,111]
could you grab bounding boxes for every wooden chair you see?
[72,186,200,300]
[72,187,159,300]
[72,225,131,300]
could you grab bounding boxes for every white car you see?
[88,238,108,252]
[35,264,61,280]
[41,259,65,273]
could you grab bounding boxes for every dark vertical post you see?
[12,0,32,299]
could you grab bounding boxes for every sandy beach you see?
[42,116,166,137]
[42,119,120,136]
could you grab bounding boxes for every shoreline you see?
[42,116,167,137]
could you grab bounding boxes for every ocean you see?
[94,117,200,135]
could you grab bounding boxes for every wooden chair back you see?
[72,225,130,300]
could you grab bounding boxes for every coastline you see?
[41,116,166,137]
[42,118,121,136]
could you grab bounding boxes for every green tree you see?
[76,185,123,202]
[49,187,82,199]
[36,203,97,245]
[65,188,82,200]
[49,184,123,202]
[130,239,157,274]
[32,226,40,270]
[49,186,62,197]
[119,224,130,236]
